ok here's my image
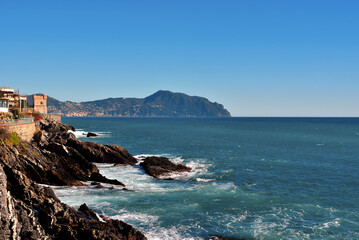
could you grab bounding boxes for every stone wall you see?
[39,113,61,123]
[4,122,36,142]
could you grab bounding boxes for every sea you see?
[52,117,359,239]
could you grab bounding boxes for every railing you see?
[9,107,34,113]
[20,107,34,113]
[0,117,34,126]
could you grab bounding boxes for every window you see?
[0,100,8,108]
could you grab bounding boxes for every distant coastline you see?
[27,90,231,118]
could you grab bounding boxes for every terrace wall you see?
[3,122,36,142]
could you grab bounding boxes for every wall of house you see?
[4,122,36,142]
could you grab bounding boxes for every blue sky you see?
[1,0,358,116]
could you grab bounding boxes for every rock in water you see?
[0,163,147,239]
[78,203,100,221]
[0,119,147,239]
[209,236,251,240]
[89,172,126,187]
[140,156,191,179]
[86,132,99,137]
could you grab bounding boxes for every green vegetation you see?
[10,109,20,119]
[8,132,21,145]
[0,128,21,146]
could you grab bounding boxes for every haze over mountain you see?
[28,90,231,117]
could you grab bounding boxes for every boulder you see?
[78,203,100,221]
[140,156,191,179]
[89,172,126,187]
[86,132,99,137]
[67,139,138,165]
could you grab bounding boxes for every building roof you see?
[0,87,15,92]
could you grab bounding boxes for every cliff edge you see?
[0,121,146,240]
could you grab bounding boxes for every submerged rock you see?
[140,156,191,179]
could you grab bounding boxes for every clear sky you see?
[1,0,358,116]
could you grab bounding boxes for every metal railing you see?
[0,117,34,126]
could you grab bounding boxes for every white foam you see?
[112,210,159,225]
[134,154,174,162]
[252,216,288,239]
[133,154,212,181]
[169,157,211,181]
[96,212,106,222]
[220,169,233,174]
[196,178,215,182]
[68,130,88,138]
[67,130,110,139]
[94,163,117,168]
[110,209,202,240]
[211,181,237,192]
[144,226,202,240]
[320,218,341,229]
[95,163,190,193]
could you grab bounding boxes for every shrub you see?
[10,109,19,119]
[8,132,21,146]
[0,128,21,146]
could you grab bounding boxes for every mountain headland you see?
[27,90,231,117]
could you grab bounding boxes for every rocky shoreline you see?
[0,119,193,240]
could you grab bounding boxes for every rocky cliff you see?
[28,90,231,117]
[0,121,146,240]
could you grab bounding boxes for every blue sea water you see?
[54,117,359,239]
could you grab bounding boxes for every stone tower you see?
[33,94,48,114]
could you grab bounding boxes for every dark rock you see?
[140,156,191,179]
[86,132,99,137]
[67,139,138,165]
[91,181,101,186]
[32,130,48,146]
[78,203,100,221]
[89,172,126,187]
[209,236,251,240]
[0,119,148,239]
[40,119,75,133]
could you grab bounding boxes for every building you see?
[33,94,48,114]
[0,98,9,112]
[0,87,28,113]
